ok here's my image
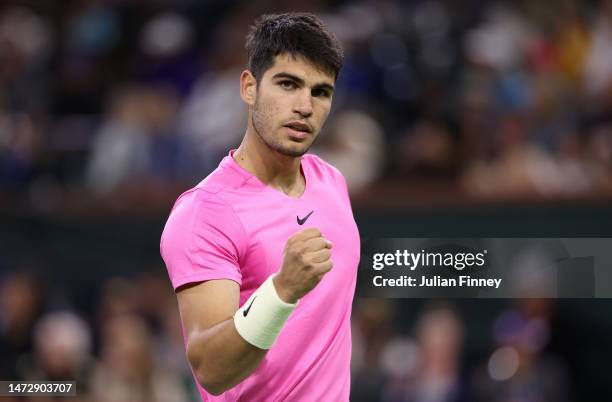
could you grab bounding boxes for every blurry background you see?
[1,0,612,401]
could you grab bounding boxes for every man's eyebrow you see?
[272,72,304,85]
[272,72,335,93]
[313,82,335,94]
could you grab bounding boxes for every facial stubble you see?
[251,96,312,158]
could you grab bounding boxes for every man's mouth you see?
[284,121,312,133]
[283,121,312,140]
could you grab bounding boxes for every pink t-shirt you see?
[160,151,360,401]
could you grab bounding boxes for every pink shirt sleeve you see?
[160,189,246,290]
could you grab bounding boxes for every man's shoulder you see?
[303,153,344,179]
[196,161,250,194]
[168,165,246,219]
[303,153,348,189]
[163,180,245,250]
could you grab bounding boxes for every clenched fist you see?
[273,228,333,304]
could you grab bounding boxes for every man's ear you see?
[240,70,257,106]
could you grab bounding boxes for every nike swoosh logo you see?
[243,296,257,317]
[297,211,314,225]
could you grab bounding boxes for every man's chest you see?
[231,187,360,296]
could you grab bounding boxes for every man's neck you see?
[233,130,305,197]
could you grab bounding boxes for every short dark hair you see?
[245,13,344,82]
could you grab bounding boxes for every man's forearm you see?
[187,318,267,395]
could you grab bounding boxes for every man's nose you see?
[293,90,313,117]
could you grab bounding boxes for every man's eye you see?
[279,81,296,90]
[312,88,331,98]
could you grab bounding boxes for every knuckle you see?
[305,228,321,237]
[303,240,316,252]
[308,238,323,251]
[288,241,302,253]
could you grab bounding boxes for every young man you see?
[161,13,360,401]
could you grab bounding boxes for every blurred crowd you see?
[0,271,198,402]
[1,270,578,402]
[1,0,612,212]
[351,299,572,402]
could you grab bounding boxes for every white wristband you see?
[234,274,297,350]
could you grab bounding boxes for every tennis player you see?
[161,13,359,401]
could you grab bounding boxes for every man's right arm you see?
[175,228,333,396]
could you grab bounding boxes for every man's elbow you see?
[187,346,229,396]
[193,370,227,396]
